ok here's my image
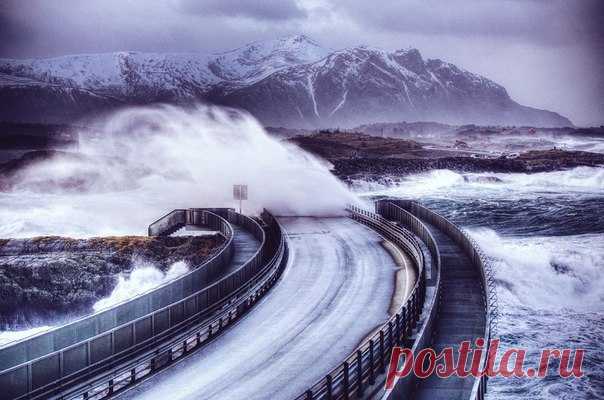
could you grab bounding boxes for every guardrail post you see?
[326,374,333,399]
[369,339,375,385]
[379,330,385,372]
[343,361,350,400]
[357,349,364,396]
[401,308,408,337]
[395,313,401,344]
[305,389,313,399]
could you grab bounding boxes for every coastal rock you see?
[288,132,604,179]
[463,175,503,183]
[0,235,223,326]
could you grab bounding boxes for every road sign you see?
[233,184,248,200]
[233,184,248,213]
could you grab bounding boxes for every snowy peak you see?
[0,35,572,127]
[0,35,329,91]
[209,34,329,82]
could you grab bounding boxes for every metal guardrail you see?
[147,209,188,237]
[52,209,287,400]
[0,210,233,376]
[390,200,498,400]
[0,201,495,400]
[375,200,443,398]
[295,205,434,400]
[0,208,285,400]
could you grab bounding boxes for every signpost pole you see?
[233,184,248,215]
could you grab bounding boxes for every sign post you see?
[233,184,248,214]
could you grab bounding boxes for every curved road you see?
[120,217,399,400]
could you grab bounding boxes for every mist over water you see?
[0,325,52,347]
[0,104,360,343]
[93,260,189,312]
[467,228,604,311]
[0,104,359,238]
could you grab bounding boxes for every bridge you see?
[0,200,497,400]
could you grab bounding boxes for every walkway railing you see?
[55,209,287,400]
[0,210,233,375]
[295,205,433,400]
[0,208,286,400]
[375,200,443,397]
[390,200,498,400]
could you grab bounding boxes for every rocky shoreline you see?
[289,132,604,183]
[332,149,604,183]
[0,234,223,327]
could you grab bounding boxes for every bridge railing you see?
[0,209,233,369]
[0,208,266,400]
[53,210,287,400]
[295,205,435,400]
[375,200,443,397]
[390,200,498,400]
[147,209,187,236]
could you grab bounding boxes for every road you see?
[119,217,399,400]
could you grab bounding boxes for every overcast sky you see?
[1,0,602,125]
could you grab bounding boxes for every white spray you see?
[93,260,189,312]
[0,104,360,238]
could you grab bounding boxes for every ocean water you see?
[0,106,602,397]
[358,166,604,399]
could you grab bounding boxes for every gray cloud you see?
[333,0,604,47]
[178,0,306,21]
[0,0,602,125]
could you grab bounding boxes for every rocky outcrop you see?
[290,131,422,159]
[288,132,604,183]
[0,235,223,326]
[332,149,604,182]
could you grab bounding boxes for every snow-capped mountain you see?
[0,35,571,127]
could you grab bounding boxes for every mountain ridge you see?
[0,35,572,127]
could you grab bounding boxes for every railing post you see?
[357,349,364,396]
[343,361,350,400]
[369,339,375,385]
[379,330,385,372]
[326,374,333,400]
[402,307,408,337]
[395,313,401,344]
